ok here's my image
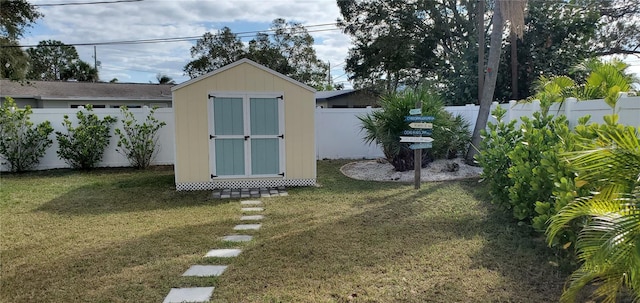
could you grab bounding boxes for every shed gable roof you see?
[172,58,316,93]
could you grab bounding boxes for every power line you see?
[34,0,143,6]
[7,23,341,48]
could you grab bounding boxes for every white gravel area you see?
[340,158,483,182]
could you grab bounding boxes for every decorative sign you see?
[408,122,433,129]
[405,115,435,122]
[409,142,433,150]
[400,136,434,143]
[402,129,432,136]
[409,108,422,115]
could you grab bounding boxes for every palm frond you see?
[548,118,640,302]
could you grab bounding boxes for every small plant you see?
[56,105,116,170]
[114,106,166,169]
[0,97,54,172]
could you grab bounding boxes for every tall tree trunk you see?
[510,31,518,99]
[465,0,504,164]
[477,0,485,103]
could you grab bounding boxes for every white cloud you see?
[21,0,353,86]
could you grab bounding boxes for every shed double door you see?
[209,93,284,178]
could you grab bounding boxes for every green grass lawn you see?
[1,161,565,302]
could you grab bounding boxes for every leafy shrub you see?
[507,112,565,222]
[430,113,471,159]
[0,97,53,172]
[56,105,116,170]
[547,115,640,302]
[475,106,519,211]
[114,106,166,169]
[359,87,470,171]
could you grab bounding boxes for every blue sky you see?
[18,0,640,90]
[20,0,353,87]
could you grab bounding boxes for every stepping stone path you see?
[241,215,264,221]
[212,187,287,199]
[182,265,228,277]
[233,224,261,230]
[222,235,253,242]
[163,287,215,303]
[241,207,264,212]
[163,199,266,302]
[204,248,243,258]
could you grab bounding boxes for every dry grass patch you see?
[1,161,565,303]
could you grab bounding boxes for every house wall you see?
[172,62,316,188]
[40,99,172,108]
[317,92,378,108]
[0,97,171,108]
[0,97,38,108]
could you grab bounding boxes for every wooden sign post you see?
[402,105,435,190]
[413,102,421,189]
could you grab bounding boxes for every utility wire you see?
[33,0,143,6]
[7,23,341,48]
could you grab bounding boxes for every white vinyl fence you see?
[2,97,639,171]
[314,96,640,160]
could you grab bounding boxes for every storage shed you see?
[171,58,317,190]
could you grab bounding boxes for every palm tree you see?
[156,73,175,85]
[359,87,468,171]
[574,59,633,109]
[547,116,640,302]
[466,0,527,164]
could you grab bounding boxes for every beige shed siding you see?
[173,61,316,186]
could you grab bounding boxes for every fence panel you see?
[315,107,385,160]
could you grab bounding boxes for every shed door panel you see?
[250,98,279,135]
[251,138,279,175]
[213,97,244,176]
[215,139,245,175]
[214,98,243,135]
[210,94,283,178]
[249,97,280,175]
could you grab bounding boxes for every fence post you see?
[615,92,628,114]
[508,100,517,122]
[531,99,541,118]
[564,97,577,128]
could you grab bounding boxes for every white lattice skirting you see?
[176,179,316,191]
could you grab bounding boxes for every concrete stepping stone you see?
[163,287,214,303]
[241,215,264,221]
[204,248,242,258]
[241,200,262,205]
[241,207,264,212]
[234,224,261,230]
[222,235,253,242]
[182,265,227,277]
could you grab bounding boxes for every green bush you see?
[475,106,520,211]
[430,113,471,159]
[0,97,53,172]
[507,112,565,222]
[359,87,470,171]
[547,115,640,302]
[56,105,116,170]
[114,106,166,169]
